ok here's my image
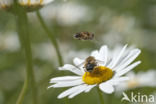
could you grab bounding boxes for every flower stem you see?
[15,3,37,104]
[16,77,28,104]
[36,11,63,66]
[97,87,105,104]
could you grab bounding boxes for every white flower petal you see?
[98,45,108,66]
[84,85,96,93]
[115,61,141,77]
[113,77,129,82]
[59,64,83,75]
[108,44,127,69]
[99,82,114,94]
[114,49,141,71]
[68,84,88,98]
[91,50,99,57]
[91,49,107,63]
[108,77,129,85]
[73,57,84,66]
[51,79,83,88]
[48,44,141,99]
[57,84,85,99]
[73,58,85,74]
[49,76,81,83]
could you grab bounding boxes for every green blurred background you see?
[0,0,156,104]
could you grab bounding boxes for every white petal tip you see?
[57,96,63,99]
[107,91,114,94]
[100,89,114,94]
[125,44,128,47]
[102,88,114,94]
[57,93,67,99]
[58,67,63,70]
[47,86,53,89]
[51,85,58,88]
[137,49,141,54]
[49,79,54,83]
[101,45,107,48]
[137,61,141,64]
[99,83,114,94]
[68,96,73,99]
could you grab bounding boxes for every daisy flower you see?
[0,0,54,12]
[48,44,141,99]
[116,69,156,92]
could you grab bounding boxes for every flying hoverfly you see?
[74,32,94,40]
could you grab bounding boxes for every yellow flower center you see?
[82,66,113,85]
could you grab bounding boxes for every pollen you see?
[82,66,113,85]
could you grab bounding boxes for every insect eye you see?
[86,64,94,70]
[74,34,80,38]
